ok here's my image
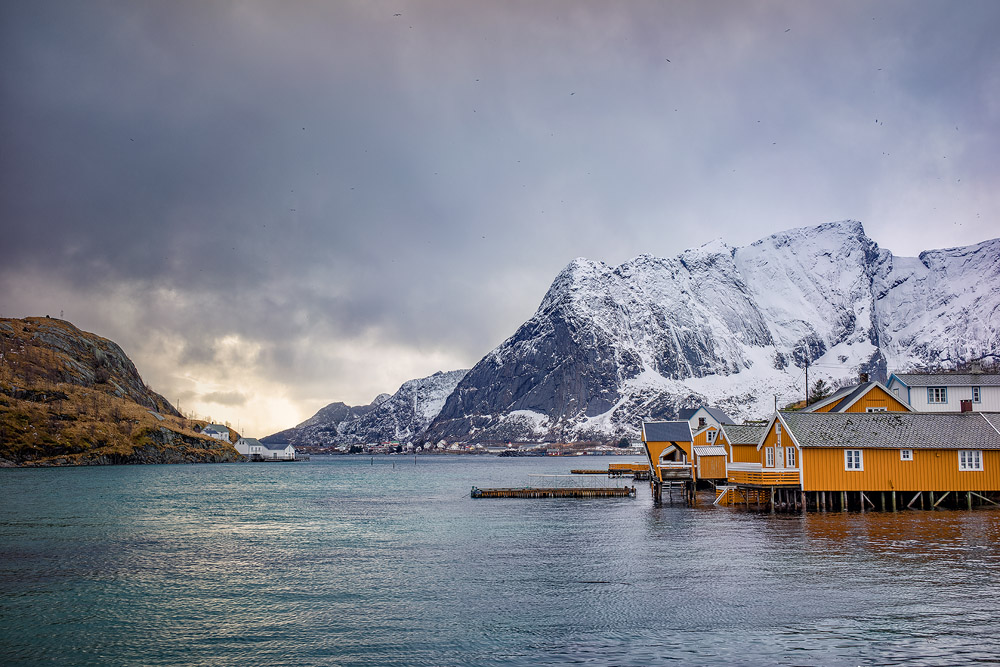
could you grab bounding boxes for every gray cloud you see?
[2,0,998,435]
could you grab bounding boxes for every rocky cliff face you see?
[0,317,240,466]
[276,220,999,446]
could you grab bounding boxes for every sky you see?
[2,1,998,437]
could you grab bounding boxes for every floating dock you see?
[471,486,636,499]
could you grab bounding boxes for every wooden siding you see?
[801,448,1000,491]
[844,386,911,412]
[644,440,694,482]
[727,469,800,486]
[812,385,911,412]
[758,418,798,471]
[698,454,727,480]
[729,444,760,464]
[692,427,719,447]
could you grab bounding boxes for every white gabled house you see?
[236,438,296,461]
[886,372,1000,412]
[202,423,231,442]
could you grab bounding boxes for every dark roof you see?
[803,383,863,412]
[721,423,766,445]
[682,406,734,424]
[891,373,1000,387]
[779,412,1000,449]
[643,421,692,443]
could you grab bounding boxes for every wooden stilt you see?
[967,491,973,510]
[880,492,886,512]
[933,491,951,508]
[800,490,807,513]
[859,491,865,513]
[841,491,847,511]
[820,491,826,512]
[891,490,897,512]
[907,492,922,509]
[929,491,936,508]
[971,491,1000,507]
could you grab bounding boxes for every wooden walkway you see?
[471,486,636,499]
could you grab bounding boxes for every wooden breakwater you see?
[471,486,636,499]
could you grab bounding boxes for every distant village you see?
[642,366,1000,511]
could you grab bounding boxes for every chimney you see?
[859,372,869,384]
[961,399,973,413]
[971,360,983,375]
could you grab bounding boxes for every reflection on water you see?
[2,457,999,666]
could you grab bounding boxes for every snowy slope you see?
[265,370,467,446]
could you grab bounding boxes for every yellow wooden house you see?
[802,380,913,414]
[725,411,1000,511]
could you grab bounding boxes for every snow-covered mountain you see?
[274,220,999,446]
[264,370,467,446]
[424,220,999,443]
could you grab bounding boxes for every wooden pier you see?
[570,463,651,481]
[471,486,637,499]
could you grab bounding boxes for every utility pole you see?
[805,357,810,407]
[774,394,778,412]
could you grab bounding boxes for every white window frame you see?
[866,407,887,412]
[706,430,716,443]
[900,449,913,461]
[927,387,947,404]
[785,446,796,468]
[972,386,981,403]
[765,447,775,468]
[959,450,983,471]
[845,449,864,471]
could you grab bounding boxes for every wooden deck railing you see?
[727,466,800,486]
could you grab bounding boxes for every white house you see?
[202,423,231,442]
[886,372,1000,412]
[678,406,733,445]
[235,438,296,461]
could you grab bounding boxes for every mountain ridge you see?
[273,220,999,445]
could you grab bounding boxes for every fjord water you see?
[2,457,999,666]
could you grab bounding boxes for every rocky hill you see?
[0,317,242,466]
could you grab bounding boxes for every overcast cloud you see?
[2,1,998,436]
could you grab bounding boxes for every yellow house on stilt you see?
[724,411,1000,511]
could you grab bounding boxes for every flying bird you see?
[785,28,791,32]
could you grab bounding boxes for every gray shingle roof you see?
[892,373,1000,387]
[721,424,766,445]
[702,407,734,424]
[780,412,1000,449]
[643,421,692,443]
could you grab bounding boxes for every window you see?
[959,450,983,471]
[706,430,716,443]
[900,449,913,461]
[845,449,864,470]
[927,387,947,404]
[893,387,900,396]
[765,447,774,467]
[776,422,782,446]
[698,417,706,428]
[786,447,796,468]
[866,406,887,412]
[972,386,981,403]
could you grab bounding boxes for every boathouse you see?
[641,420,694,501]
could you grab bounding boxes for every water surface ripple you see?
[2,456,999,665]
